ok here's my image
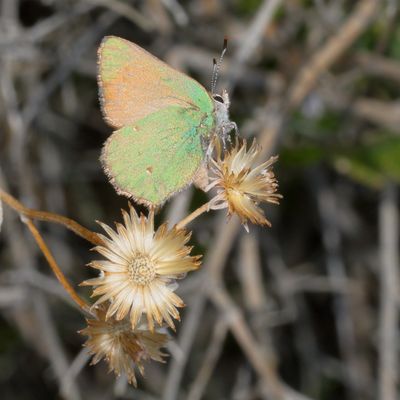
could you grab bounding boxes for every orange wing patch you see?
[98,36,207,129]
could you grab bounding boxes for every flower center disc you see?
[128,252,156,285]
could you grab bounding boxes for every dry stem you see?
[0,189,103,246]
[378,184,399,400]
[175,201,212,230]
[288,0,379,109]
[23,218,92,314]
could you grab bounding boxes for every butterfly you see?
[98,36,236,207]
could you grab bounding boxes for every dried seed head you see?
[208,139,282,230]
[81,205,201,331]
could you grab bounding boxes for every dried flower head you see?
[81,205,201,330]
[208,139,282,229]
[80,307,168,386]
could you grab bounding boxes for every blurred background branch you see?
[1,0,400,399]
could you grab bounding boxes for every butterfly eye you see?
[213,94,224,103]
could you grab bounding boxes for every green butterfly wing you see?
[98,36,217,206]
[101,105,215,207]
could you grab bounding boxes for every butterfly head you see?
[210,38,237,143]
[212,89,230,127]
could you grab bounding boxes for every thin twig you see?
[0,286,26,307]
[22,11,117,126]
[225,0,283,93]
[80,0,154,31]
[162,284,207,400]
[288,0,379,109]
[0,189,103,246]
[378,183,399,400]
[238,234,268,311]
[355,52,400,84]
[0,197,3,232]
[163,215,238,400]
[33,294,82,400]
[9,268,77,307]
[0,174,82,400]
[61,348,91,396]
[314,171,361,397]
[209,285,283,399]
[176,201,212,230]
[23,218,92,314]
[187,319,228,400]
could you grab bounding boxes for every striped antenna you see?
[211,37,228,95]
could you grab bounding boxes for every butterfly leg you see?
[220,121,238,149]
[232,121,239,137]
[201,135,215,160]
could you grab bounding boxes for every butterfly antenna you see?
[211,58,218,95]
[211,37,228,95]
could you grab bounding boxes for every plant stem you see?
[0,189,103,246]
[176,201,212,230]
[24,217,92,315]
